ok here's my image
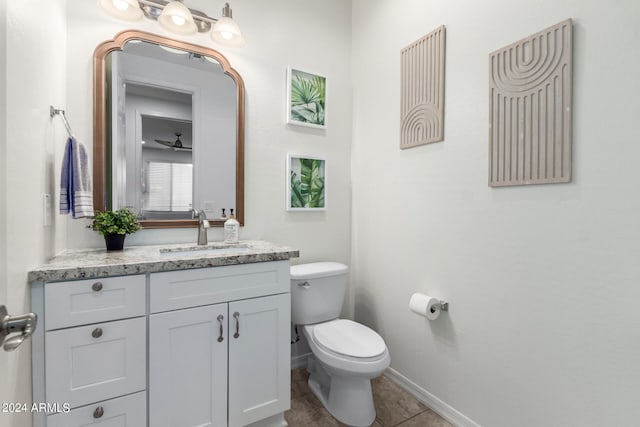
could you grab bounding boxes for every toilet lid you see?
[312,319,386,358]
[290,262,349,280]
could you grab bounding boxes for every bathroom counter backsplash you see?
[28,240,299,283]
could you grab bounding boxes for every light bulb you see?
[158,1,197,35]
[211,15,245,47]
[113,0,129,11]
[171,15,186,26]
[98,0,143,21]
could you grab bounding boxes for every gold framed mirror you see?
[93,30,244,229]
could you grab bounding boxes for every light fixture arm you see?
[137,0,219,33]
[221,2,232,18]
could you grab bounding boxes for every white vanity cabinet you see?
[148,261,291,427]
[31,255,293,427]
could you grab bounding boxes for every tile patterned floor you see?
[285,368,454,427]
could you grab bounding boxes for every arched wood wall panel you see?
[400,26,446,149]
[489,19,573,187]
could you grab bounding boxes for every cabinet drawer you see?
[45,275,146,330]
[45,317,146,409]
[150,261,290,313]
[46,391,146,427]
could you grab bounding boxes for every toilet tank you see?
[290,262,349,325]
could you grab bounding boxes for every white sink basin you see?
[160,244,250,257]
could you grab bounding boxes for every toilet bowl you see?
[291,263,391,427]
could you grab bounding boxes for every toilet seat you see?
[303,320,390,377]
[311,319,386,360]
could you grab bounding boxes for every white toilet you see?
[290,262,390,427]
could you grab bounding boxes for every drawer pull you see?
[93,406,104,419]
[233,312,240,339]
[217,315,224,343]
[92,328,103,338]
[91,282,103,292]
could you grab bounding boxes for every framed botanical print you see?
[286,67,327,129]
[286,154,326,211]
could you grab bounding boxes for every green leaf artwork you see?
[289,157,325,209]
[289,69,326,126]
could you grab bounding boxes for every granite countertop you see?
[28,240,299,283]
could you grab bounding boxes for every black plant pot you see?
[104,234,126,251]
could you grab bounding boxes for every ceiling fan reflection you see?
[154,132,192,151]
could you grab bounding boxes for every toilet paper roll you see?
[409,293,441,320]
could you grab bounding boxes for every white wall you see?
[351,1,640,426]
[3,1,67,426]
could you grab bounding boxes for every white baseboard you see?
[291,353,310,369]
[384,368,481,427]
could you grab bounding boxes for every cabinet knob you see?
[93,406,104,418]
[92,328,103,338]
[91,282,103,292]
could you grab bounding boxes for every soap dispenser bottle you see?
[224,208,239,244]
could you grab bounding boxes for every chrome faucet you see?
[192,208,210,245]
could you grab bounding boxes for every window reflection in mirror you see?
[146,161,193,218]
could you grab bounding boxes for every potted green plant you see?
[88,208,141,251]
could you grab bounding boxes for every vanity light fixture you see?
[97,0,245,47]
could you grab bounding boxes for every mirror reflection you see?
[140,115,193,219]
[94,30,245,228]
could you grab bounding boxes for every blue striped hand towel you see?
[60,137,94,218]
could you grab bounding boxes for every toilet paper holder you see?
[434,300,449,312]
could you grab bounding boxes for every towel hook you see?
[50,105,74,138]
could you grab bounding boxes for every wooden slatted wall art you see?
[400,26,446,149]
[489,19,573,187]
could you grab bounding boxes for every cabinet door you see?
[228,294,291,427]
[149,304,228,427]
